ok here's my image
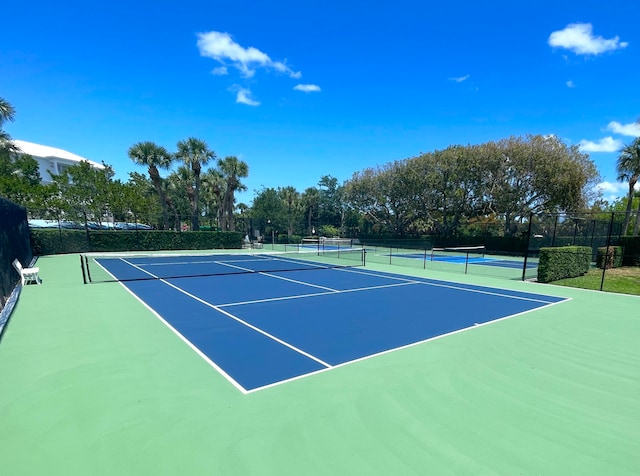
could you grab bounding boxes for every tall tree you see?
[50,161,114,231]
[251,187,286,238]
[317,175,344,229]
[0,153,42,207]
[616,137,640,236]
[201,168,226,229]
[0,97,18,158]
[278,186,302,236]
[201,169,226,227]
[301,187,320,235]
[125,172,163,225]
[168,165,197,229]
[175,137,215,231]
[344,135,599,238]
[218,156,249,231]
[128,142,173,229]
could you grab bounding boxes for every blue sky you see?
[2,0,639,204]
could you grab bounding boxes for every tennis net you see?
[80,248,366,284]
[300,237,355,251]
[429,245,486,262]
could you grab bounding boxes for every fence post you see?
[522,212,534,281]
[551,214,559,247]
[600,212,615,292]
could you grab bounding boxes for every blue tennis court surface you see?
[96,253,566,393]
[390,252,538,269]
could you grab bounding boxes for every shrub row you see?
[596,246,624,269]
[276,234,303,244]
[537,246,591,283]
[617,236,640,266]
[31,229,242,255]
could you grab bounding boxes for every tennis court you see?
[366,244,539,280]
[86,250,565,393]
[1,252,639,475]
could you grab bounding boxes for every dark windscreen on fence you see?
[0,197,33,328]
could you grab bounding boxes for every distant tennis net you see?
[300,237,356,251]
[430,245,486,262]
[80,248,366,284]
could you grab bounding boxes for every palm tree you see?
[175,137,215,231]
[279,186,301,236]
[218,156,249,231]
[236,202,250,237]
[169,165,201,230]
[301,187,320,235]
[128,141,173,229]
[0,97,15,122]
[0,97,18,158]
[616,137,640,236]
[201,169,225,229]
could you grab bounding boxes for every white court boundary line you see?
[120,259,332,368]
[96,256,570,394]
[93,259,249,394]
[332,266,560,304]
[219,281,417,308]
[245,298,570,393]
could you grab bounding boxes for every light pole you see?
[267,219,274,250]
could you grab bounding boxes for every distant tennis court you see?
[84,250,566,393]
[365,244,539,280]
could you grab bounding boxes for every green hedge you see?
[31,229,242,255]
[617,236,640,266]
[596,246,624,269]
[537,246,591,283]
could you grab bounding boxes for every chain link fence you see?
[23,206,640,292]
[359,212,640,291]
[1,198,34,337]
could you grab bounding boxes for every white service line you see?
[220,281,417,307]
[98,258,248,393]
[245,297,570,394]
[257,271,339,292]
[121,258,333,369]
[334,266,557,304]
[211,259,340,292]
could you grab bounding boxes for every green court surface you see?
[1,253,638,475]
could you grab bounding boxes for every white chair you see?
[12,259,42,285]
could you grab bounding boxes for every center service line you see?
[121,258,333,369]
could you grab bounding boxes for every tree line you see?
[127,139,248,231]
[2,96,640,239]
[344,135,601,237]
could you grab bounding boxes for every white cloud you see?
[197,31,301,78]
[596,181,625,194]
[232,87,260,106]
[211,66,228,76]
[548,23,628,55]
[294,84,321,93]
[579,136,623,152]
[606,121,640,137]
[449,74,470,83]
[596,181,639,202]
[566,80,575,88]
